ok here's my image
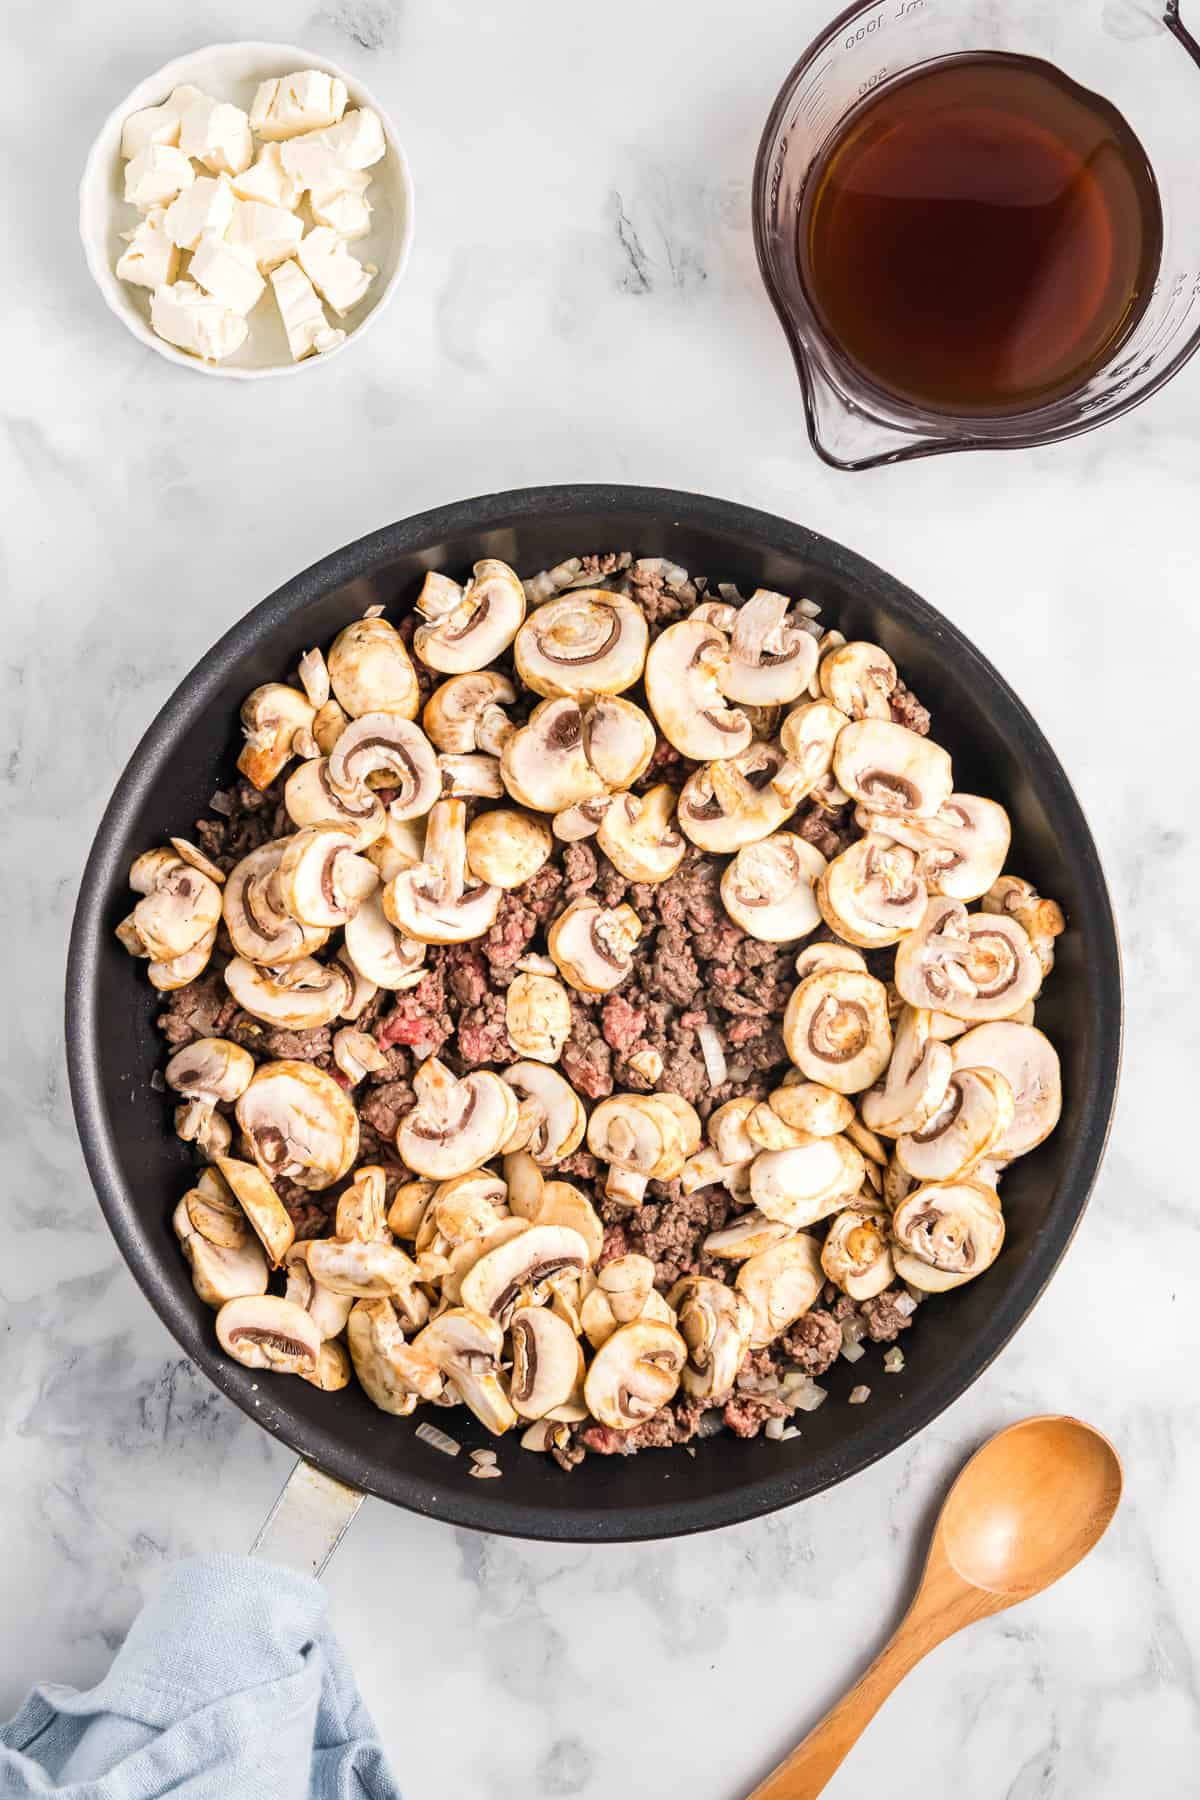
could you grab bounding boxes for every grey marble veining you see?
[2,1,1198,1794]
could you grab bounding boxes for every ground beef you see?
[600,993,645,1053]
[258,1026,332,1062]
[157,969,238,1047]
[273,1176,335,1243]
[579,1399,707,1455]
[481,866,563,978]
[562,842,598,897]
[651,920,701,1006]
[375,973,451,1060]
[890,680,931,736]
[560,1009,613,1100]
[456,994,516,1066]
[605,1184,733,1288]
[723,1393,789,1437]
[859,1288,915,1343]
[356,1081,413,1141]
[558,1148,601,1182]
[444,944,489,1007]
[780,1310,843,1376]
[627,560,696,629]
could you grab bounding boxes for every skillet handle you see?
[249,1459,365,1578]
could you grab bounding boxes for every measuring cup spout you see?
[792,347,958,471]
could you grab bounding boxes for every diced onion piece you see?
[896,1290,920,1316]
[415,1421,461,1456]
[764,1416,787,1441]
[697,1022,728,1087]
[848,1384,871,1404]
[840,1339,866,1364]
[883,1347,906,1374]
[790,1379,828,1413]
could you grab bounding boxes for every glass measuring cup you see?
[753,0,1200,469]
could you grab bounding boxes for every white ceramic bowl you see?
[79,41,414,378]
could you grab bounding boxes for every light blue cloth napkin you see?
[0,1554,399,1800]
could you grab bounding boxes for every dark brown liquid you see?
[797,53,1162,416]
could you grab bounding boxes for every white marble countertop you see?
[3,2,1198,1794]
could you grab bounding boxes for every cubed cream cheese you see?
[124,144,195,210]
[269,259,346,360]
[115,207,179,290]
[310,180,373,241]
[319,107,386,171]
[178,95,253,176]
[226,199,304,272]
[150,280,249,362]
[164,173,236,252]
[297,226,375,317]
[230,143,302,210]
[278,132,356,197]
[190,232,266,315]
[120,84,205,159]
[250,70,348,141]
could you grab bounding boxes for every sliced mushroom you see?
[951,1022,1062,1160]
[583,1318,686,1430]
[464,808,553,889]
[386,1175,436,1240]
[891,1181,1005,1291]
[500,697,607,814]
[173,1195,269,1307]
[282,1242,355,1339]
[440,1215,531,1307]
[276,824,379,929]
[509,1306,585,1420]
[213,1155,295,1265]
[749,1133,865,1228]
[146,931,219,992]
[884,1155,917,1211]
[223,955,352,1028]
[237,684,317,789]
[502,1149,546,1221]
[415,1170,508,1264]
[896,1066,1015,1182]
[643,619,752,760]
[423,671,517,754]
[587,1093,686,1206]
[412,1307,517,1433]
[364,812,427,883]
[505,974,573,1064]
[822,1206,894,1300]
[819,641,897,721]
[553,796,614,842]
[783,968,892,1094]
[327,614,419,720]
[502,1063,587,1165]
[548,897,642,995]
[581,695,657,788]
[669,1276,755,1399]
[347,1297,443,1415]
[341,889,426,992]
[860,1005,954,1137]
[383,799,501,945]
[324,714,441,822]
[893,899,1042,1021]
[833,720,953,819]
[515,589,648,698]
[816,835,928,948]
[736,1235,824,1348]
[982,876,1066,976]
[415,559,527,674]
[223,840,328,966]
[216,1295,321,1376]
[721,831,826,942]
[794,942,868,983]
[858,795,1011,904]
[333,1165,388,1243]
[284,756,386,844]
[122,853,222,963]
[534,1181,604,1264]
[234,1062,359,1191]
[596,785,685,884]
[767,1081,855,1138]
[716,590,820,707]
[579,1271,675,1350]
[438,752,504,799]
[772,700,846,806]
[677,743,793,852]
[702,1210,795,1262]
[165,1038,254,1125]
[303,1339,352,1391]
[306,1236,422,1298]
[396,1057,518,1179]
[313,697,350,755]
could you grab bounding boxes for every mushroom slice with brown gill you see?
[702,1210,795,1262]
[859,1004,953,1137]
[819,640,897,721]
[119,850,223,964]
[500,697,607,814]
[822,1206,894,1301]
[347,1298,443,1415]
[223,840,329,966]
[223,956,352,1029]
[583,1318,687,1431]
[858,794,1011,904]
[596,785,685,884]
[414,559,527,674]
[326,614,420,721]
[833,719,953,819]
[502,1064,587,1166]
[982,875,1066,976]
[283,1241,355,1338]
[951,1022,1062,1160]
[423,670,517,754]
[173,1194,269,1307]
[515,589,648,698]
[772,700,846,806]
[783,967,892,1095]
[277,824,379,930]
[342,889,427,990]
[509,1306,585,1420]
[793,941,868,983]
[548,896,642,995]
[165,1037,255,1146]
[465,808,553,889]
[412,1307,518,1433]
[720,831,826,942]
[749,1132,866,1229]
[896,1065,1014,1182]
[669,1276,755,1401]
[587,1093,685,1206]
[767,1080,855,1138]
[817,834,928,948]
[891,1180,1005,1292]
[305,1235,423,1299]
[894,898,1042,1022]
[716,589,820,706]
[235,1061,359,1191]
[676,743,794,853]
[236,684,317,789]
[580,695,657,788]
[383,799,501,945]
[736,1234,824,1348]
[284,757,386,846]
[396,1057,519,1180]
[438,753,504,799]
[213,1155,295,1266]
[505,975,573,1064]
[216,1295,322,1376]
[643,618,752,760]
[327,714,442,821]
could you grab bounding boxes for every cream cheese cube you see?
[190,232,266,315]
[310,179,372,241]
[279,132,355,197]
[120,84,205,159]
[297,226,374,317]
[227,200,304,272]
[270,259,346,360]
[115,207,179,290]
[164,173,236,252]
[231,144,302,210]
[124,144,195,210]
[150,281,248,362]
[250,70,348,141]
[178,95,254,176]
[320,107,386,171]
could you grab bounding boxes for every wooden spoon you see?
[748,1415,1122,1800]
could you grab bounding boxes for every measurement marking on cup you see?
[844,0,923,49]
